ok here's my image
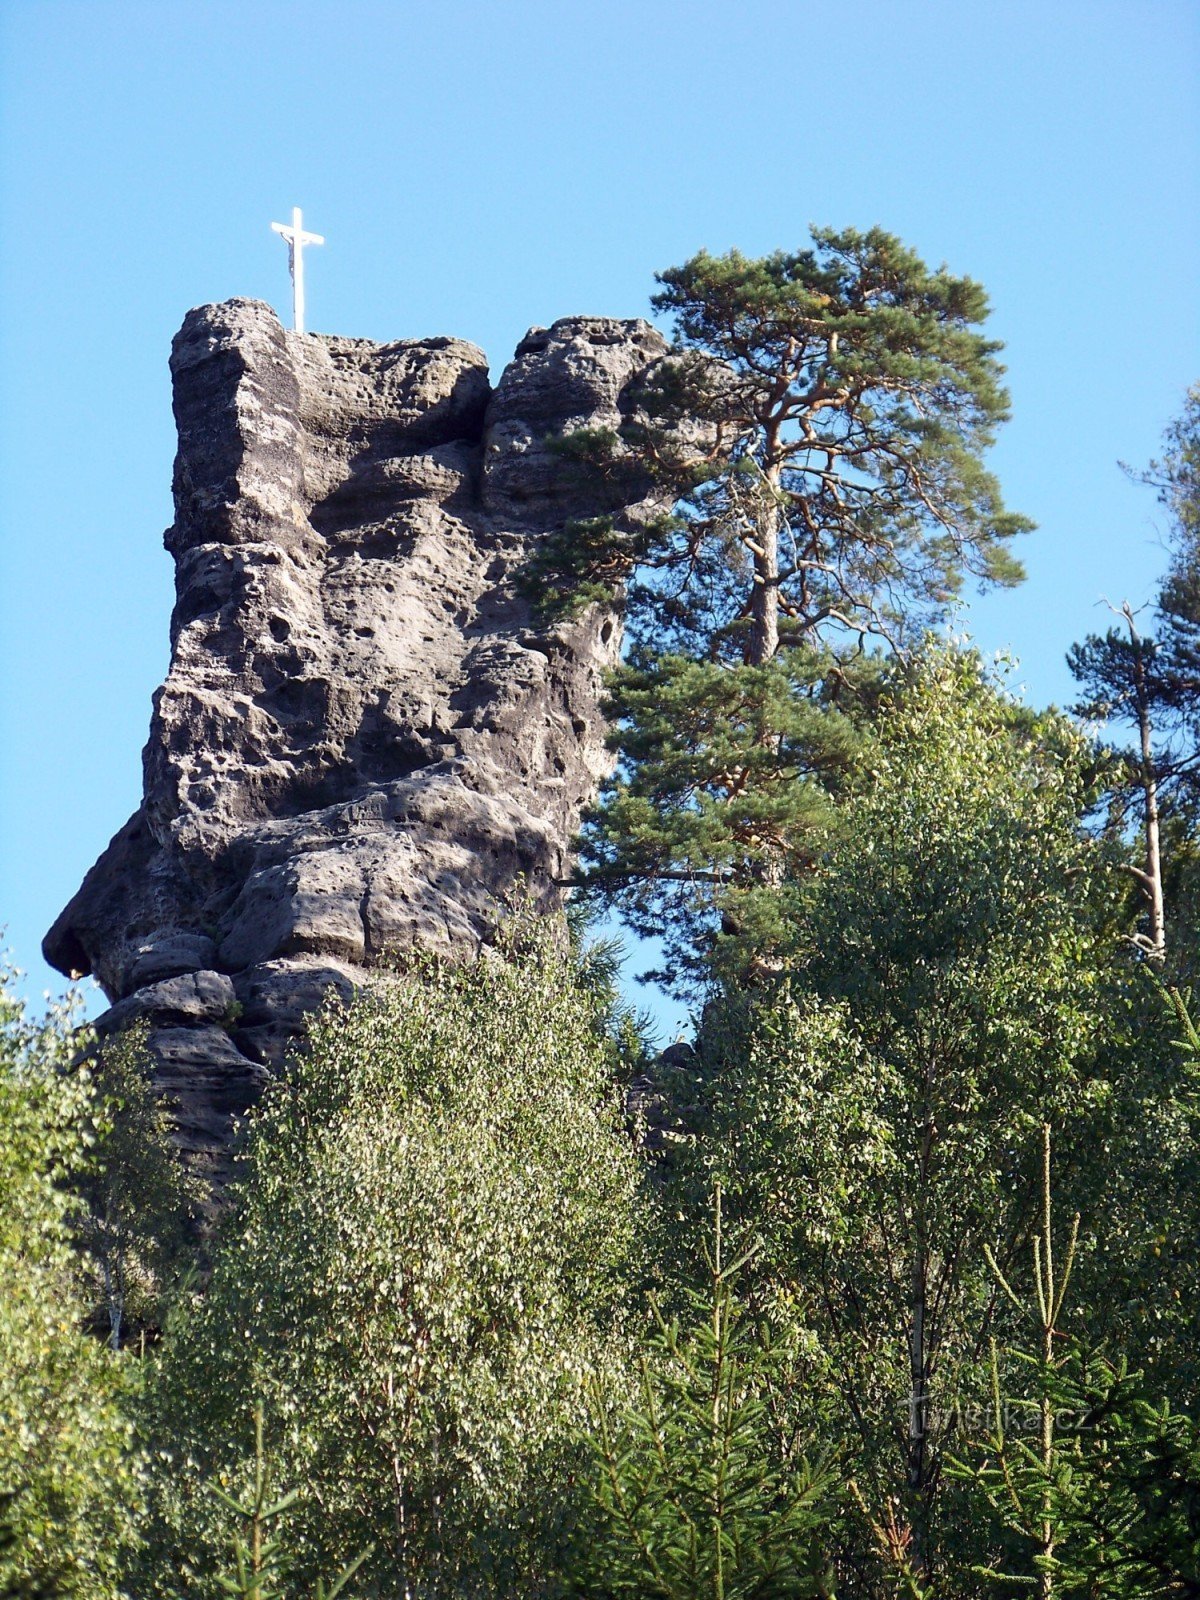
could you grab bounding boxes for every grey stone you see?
[97,969,237,1033]
[44,299,668,1171]
[128,933,219,989]
[144,1024,270,1189]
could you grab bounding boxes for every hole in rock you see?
[266,677,329,724]
[173,584,226,629]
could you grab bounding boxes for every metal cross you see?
[270,207,324,334]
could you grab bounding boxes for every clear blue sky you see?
[1,0,1197,1036]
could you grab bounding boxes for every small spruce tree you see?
[573,1189,837,1600]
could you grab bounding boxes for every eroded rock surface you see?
[45,299,667,1178]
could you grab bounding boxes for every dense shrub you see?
[0,974,141,1597]
[74,1022,202,1352]
[136,937,647,1597]
[658,650,1130,1586]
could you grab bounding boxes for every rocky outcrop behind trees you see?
[44,299,667,1178]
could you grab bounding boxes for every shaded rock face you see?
[45,299,667,1178]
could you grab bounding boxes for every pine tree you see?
[578,645,866,986]
[542,227,1029,662]
[951,1125,1082,1598]
[1138,387,1200,786]
[204,1404,371,1600]
[1068,604,1167,959]
[537,229,1030,969]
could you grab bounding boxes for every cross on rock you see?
[270,207,324,334]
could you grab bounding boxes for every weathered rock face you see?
[45,299,667,1177]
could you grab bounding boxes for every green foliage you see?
[572,1191,837,1600]
[204,1404,371,1600]
[524,514,641,621]
[770,646,1108,1047]
[1068,620,1158,731]
[954,1344,1200,1596]
[1068,388,1200,962]
[1145,383,1200,596]
[1083,980,1200,1406]
[0,969,141,1597]
[5,371,1200,1596]
[579,646,867,986]
[949,1124,1084,1594]
[136,934,646,1597]
[539,228,1029,658]
[74,1023,202,1350]
[1135,389,1200,818]
[952,1121,1200,1596]
[656,648,1121,1582]
[555,230,1033,974]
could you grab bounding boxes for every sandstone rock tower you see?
[45,300,667,1175]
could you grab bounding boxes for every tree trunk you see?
[906,1115,934,1580]
[1124,604,1166,960]
[1039,1125,1055,1600]
[102,1252,123,1353]
[749,457,781,666]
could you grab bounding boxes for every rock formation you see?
[45,299,668,1177]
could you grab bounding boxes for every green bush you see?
[0,971,141,1597]
[659,648,1126,1585]
[136,936,647,1597]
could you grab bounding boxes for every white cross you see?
[270,207,324,334]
